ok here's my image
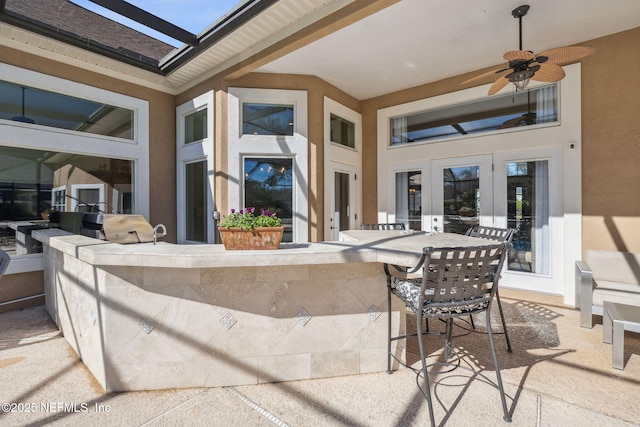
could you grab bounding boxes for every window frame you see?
[386,82,560,148]
[176,91,215,244]
[0,63,149,273]
[228,88,309,243]
[240,102,295,137]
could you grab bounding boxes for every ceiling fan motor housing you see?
[512,5,529,19]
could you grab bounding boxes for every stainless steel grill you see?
[80,213,157,244]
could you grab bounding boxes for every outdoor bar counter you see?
[32,228,484,392]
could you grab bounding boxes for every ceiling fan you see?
[462,4,596,95]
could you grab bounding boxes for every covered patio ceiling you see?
[255,0,640,100]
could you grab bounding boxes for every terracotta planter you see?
[218,226,284,250]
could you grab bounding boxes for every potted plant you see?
[218,207,284,250]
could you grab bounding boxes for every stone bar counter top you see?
[33,228,379,268]
[33,228,486,268]
[31,229,487,392]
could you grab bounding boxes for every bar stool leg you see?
[495,290,512,352]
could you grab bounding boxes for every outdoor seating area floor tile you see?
[0,291,638,426]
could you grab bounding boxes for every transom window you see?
[330,113,356,148]
[0,79,134,140]
[242,102,294,136]
[390,85,557,145]
[184,108,208,144]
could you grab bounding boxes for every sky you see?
[72,0,242,47]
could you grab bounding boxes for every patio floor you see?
[0,289,638,426]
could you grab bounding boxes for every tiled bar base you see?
[34,230,406,392]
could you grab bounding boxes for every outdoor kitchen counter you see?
[31,228,491,392]
[31,228,417,392]
[32,228,485,268]
[32,228,379,267]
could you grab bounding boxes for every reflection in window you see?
[244,157,293,242]
[395,171,421,231]
[507,160,549,274]
[443,166,479,234]
[184,108,207,144]
[334,172,350,232]
[0,146,134,255]
[185,161,207,242]
[390,84,557,145]
[330,114,355,148]
[242,103,294,136]
[0,80,134,139]
[52,186,66,212]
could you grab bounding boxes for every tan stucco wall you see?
[580,27,640,253]
[0,45,178,242]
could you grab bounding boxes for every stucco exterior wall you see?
[580,27,640,253]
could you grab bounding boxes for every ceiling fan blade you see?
[536,46,596,64]
[488,76,510,95]
[503,50,535,61]
[461,67,509,85]
[498,116,525,129]
[531,62,565,82]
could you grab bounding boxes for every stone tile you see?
[359,346,392,373]
[202,355,259,387]
[142,267,200,287]
[258,353,310,383]
[310,350,359,378]
[200,266,257,285]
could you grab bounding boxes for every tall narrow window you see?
[395,171,421,230]
[507,160,550,274]
[185,161,207,242]
[244,157,293,242]
[334,172,350,231]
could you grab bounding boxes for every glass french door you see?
[431,155,493,234]
[427,153,557,292]
[327,164,357,241]
[504,160,550,275]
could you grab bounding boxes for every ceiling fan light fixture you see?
[508,69,535,90]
